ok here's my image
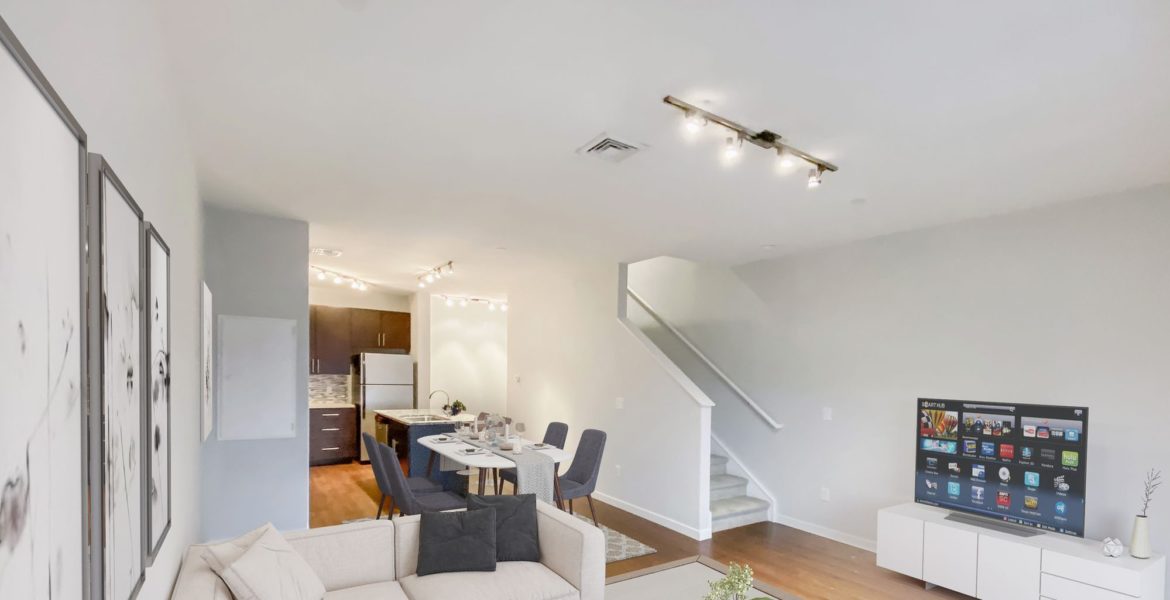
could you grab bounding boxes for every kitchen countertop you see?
[309,400,355,410]
[374,408,476,426]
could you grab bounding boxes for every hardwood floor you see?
[309,462,969,600]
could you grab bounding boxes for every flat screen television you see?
[915,398,1088,537]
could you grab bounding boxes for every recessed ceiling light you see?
[311,247,343,257]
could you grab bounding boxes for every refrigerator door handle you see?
[361,386,366,419]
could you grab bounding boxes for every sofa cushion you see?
[285,520,396,590]
[205,524,326,600]
[322,581,409,600]
[468,494,541,562]
[416,508,497,576]
[201,523,270,574]
[399,561,579,600]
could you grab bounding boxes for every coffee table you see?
[605,556,798,600]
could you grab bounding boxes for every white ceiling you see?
[159,0,1170,297]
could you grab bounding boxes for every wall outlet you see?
[822,407,833,421]
[513,375,522,384]
[615,396,624,409]
[820,487,831,502]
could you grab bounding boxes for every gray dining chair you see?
[557,429,606,526]
[499,422,569,494]
[361,433,443,518]
[375,438,465,516]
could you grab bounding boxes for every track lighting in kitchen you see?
[663,95,838,187]
[310,266,372,291]
[440,295,507,312]
[417,261,455,289]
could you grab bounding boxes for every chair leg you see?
[553,476,564,510]
[376,494,385,520]
[388,497,396,518]
[568,498,574,515]
[586,495,598,527]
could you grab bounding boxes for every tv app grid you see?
[914,399,1088,536]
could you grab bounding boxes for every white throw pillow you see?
[202,523,326,600]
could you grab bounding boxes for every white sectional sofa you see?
[171,501,606,600]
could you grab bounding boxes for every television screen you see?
[914,398,1088,537]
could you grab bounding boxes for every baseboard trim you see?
[772,512,876,553]
[592,491,710,541]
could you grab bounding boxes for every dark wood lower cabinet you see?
[310,406,358,465]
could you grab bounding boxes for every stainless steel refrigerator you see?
[353,352,414,461]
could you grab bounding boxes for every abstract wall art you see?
[91,154,145,600]
[202,281,214,441]
[144,224,170,561]
[0,16,89,600]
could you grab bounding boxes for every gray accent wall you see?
[201,206,309,540]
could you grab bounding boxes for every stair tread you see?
[710,474,748,489]
[711,495,770,519]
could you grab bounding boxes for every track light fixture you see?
[808,166,824,189]
[417,261,455,289]
[439,294,507,312]
[664,95,838,186]
[310,266,372,291]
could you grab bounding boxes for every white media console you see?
[877,503,1165,599]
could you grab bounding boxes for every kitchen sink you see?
[399,415,451,423]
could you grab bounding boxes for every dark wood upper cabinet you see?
[350,308,382,351]
[313,305,353,374]
[380,311,411,352]
[310,306,412,373]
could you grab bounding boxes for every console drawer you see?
[1041,573,1133,600]
[1043,550,1143,596]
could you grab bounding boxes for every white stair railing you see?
[627,288,783,431]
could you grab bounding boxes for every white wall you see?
[725,185,1170,569]
[0,2,202,598]
[201,207,309,541]
[427,295,508,413]
[506,258,712,538]
[309,284,411,312]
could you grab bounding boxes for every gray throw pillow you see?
[416,507,498,576]
[467,494,540,562]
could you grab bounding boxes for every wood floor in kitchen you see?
[309,462,969,600]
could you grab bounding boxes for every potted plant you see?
[443,400,467,416]
[703,563,770,600]
[1131,468,1162,559]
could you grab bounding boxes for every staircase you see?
[709,453,770,532]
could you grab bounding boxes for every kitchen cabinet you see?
[309,405,358,465]
[350,308,383,351]
[380,311,410,352]
[310,306,412,373]
[312,305,352,374]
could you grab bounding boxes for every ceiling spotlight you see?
[488,302,496,311]
[500,303,509,312]
[418,281,426,288]
[351,280,360,289]
[776,149,795,170]
[434,270,442,280]
[808,166,824,188]
[358,282,368,291]
[425,272,435,283]
[333,275,344,285]
[447,264,455,276]
[459,298,468,308]
[723,136,742,160]
[683,111,708,133]
[446,297,455,307]
[316,271,327,281]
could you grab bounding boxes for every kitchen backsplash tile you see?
[310,374,350,403]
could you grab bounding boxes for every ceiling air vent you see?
[576,133,644,163]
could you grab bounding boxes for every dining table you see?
[417,433,573,503]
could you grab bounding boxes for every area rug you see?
[605,556,799,600]
[573,514,657,563]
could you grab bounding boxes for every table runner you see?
[437,436,556,504]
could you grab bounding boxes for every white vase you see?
[1131,515,1152,559]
